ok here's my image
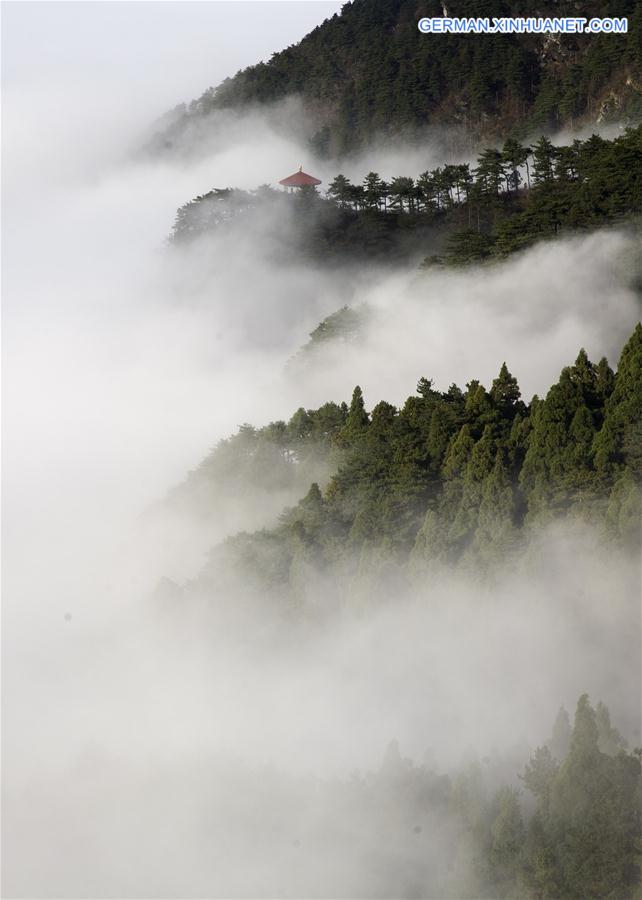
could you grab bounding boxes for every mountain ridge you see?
[150,0,642,157]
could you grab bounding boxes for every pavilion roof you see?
[278,167,322,187]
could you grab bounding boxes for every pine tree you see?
[443,424,476,480]
[520,350,603,519]
[471,452,518,567]
[596,701,626,756]
[388,176,416,213]
[605,468,642,548]
[545,695,642,898]
[416,376,436,400]
[490,362,521,419]
[532,136,557,183]
[549,706,572,761]
[335,385,369,448]
[412,424,475,567]
[464,381,496,434]
[475,147,507,196]
[327,174,353,207]
[520,697,642,898]
[363,171,385,210]
[595,356,616,405]
[489,787,524,897]
[417,170,438,211]
[593,323,642,477]
[426,404,458,473]
[521,745,559,813]
[501,137,529,192]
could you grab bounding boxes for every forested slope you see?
[152,0,642,156]
[319,695,641,900]
[168,324,642,604]
[171,127,642,265]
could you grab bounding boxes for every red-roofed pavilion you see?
[279,166,322,190]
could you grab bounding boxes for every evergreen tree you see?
[471,452,518,568]
[501,137,529,192]
[547,695,642,898]
[475,147,506,196]
[521,745,559,813]
[363,171,384,209]
[181,324,640,599]
[489,787,524,897]
[521,697,642,899]
[417,170,438,211]
[596,700,627,756]
[426,403,459,473]
[532,136,557,183]
[335,385,370,448]
[490,362,522,419]
[593,323,642,477]
[605,468,642,548]
[327,174,353,207]
[520,349,602,520]
[549,706,572,761]
[388,176,416,212]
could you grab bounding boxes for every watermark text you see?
[417,17,628,34]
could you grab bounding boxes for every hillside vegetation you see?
[171,126,642,266]
[168,325,642,604]
[152,0,642,156]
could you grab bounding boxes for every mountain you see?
[168,324,642,605]
[151,0,642,157]
[170,126,642,265]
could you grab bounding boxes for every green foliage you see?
[152,0,642,157]
[520,695,642,899]
[520,349,611,520]
[549,706,572,762]
[166,400,348,520]
[288,305,371,370]
[596,701,628,756]
[489,786,524,896]
[594,323,642,476]
[171,128,642,268]
[521,745,559,811]
[388,697,642,899]
[606,468,642,548]
[335,385,370,449]
[443,229,496,266]
[196,325,640,602]
[470,451,519,569]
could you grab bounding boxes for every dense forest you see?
[232,695,640,899]
[8,1,642,896]
[168,324,642,604]
[151,0,642,156]
[156,9,642,898]
[161,326,642,899]
[171,126,642,265]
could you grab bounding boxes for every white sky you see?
[2,1,344,113]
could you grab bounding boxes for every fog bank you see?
[3,6,641,897]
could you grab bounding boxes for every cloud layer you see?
[4,12,641,895]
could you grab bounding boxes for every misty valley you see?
[145,326,642,898]
[4,0,642,898]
